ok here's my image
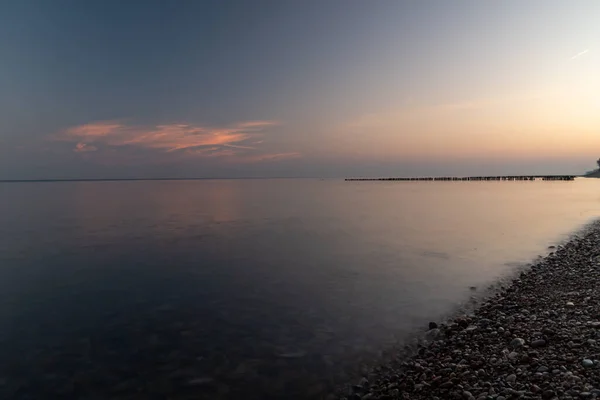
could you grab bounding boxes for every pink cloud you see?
[235,120,280,129]
[73,142,98,153]
[55,119,301,163]
[238,152,302,163]
[189,148,240,158]
[58,120,277,152]
[66,122,123,138]
[223,143,257,150]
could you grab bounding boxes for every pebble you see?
[187,377,214,386]
[531,339,547,348]
[542,389,556,399]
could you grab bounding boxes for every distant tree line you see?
[598,158,600,169]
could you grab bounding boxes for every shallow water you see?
[0,179,599,398]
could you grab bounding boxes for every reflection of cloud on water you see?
[69,181,242,244]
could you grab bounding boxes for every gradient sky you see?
[1,0,599,179]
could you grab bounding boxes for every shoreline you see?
[339,219,600,400]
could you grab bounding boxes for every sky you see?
[1,0,599,179]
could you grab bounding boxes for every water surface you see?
[0,179,598,398]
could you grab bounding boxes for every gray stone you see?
[187,377,214,386]
[543,389,556,399]
[531,339,547,348]
[582,359,594,368]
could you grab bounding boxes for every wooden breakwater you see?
[345,175,578,182]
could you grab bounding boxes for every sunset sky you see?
[1,0,599,179]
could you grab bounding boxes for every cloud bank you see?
[55,120,300,164]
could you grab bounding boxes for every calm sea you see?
[0,179,598,399]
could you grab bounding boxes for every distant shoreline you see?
[0,173,593,183]
[584,170,600,178]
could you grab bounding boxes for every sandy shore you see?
[340,220,600,400]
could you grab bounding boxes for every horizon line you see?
[0,174,585,183]
[0,177,327,183]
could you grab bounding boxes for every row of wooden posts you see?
[345,175,577,181]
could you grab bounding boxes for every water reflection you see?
[69,181,241,235]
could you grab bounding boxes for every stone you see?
[542,389,556,399]
[510,338,526,348]
[429,322,438,330]
[531,339,547,348]
[582,359,594,368]
[187,377,214,386]
[506,374,516,383]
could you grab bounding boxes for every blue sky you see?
[1,0,599,178]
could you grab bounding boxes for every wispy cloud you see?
[59,121,275,151]
[182,148,300,163]
[67,122,123,138]
[235,121,280,129]
[223,143,258,150]
[571,49,589,60]
[54,119,300,163]
[238,152,302,163]
[73,142,98,153]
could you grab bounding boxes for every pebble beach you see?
[341,220,600,400]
